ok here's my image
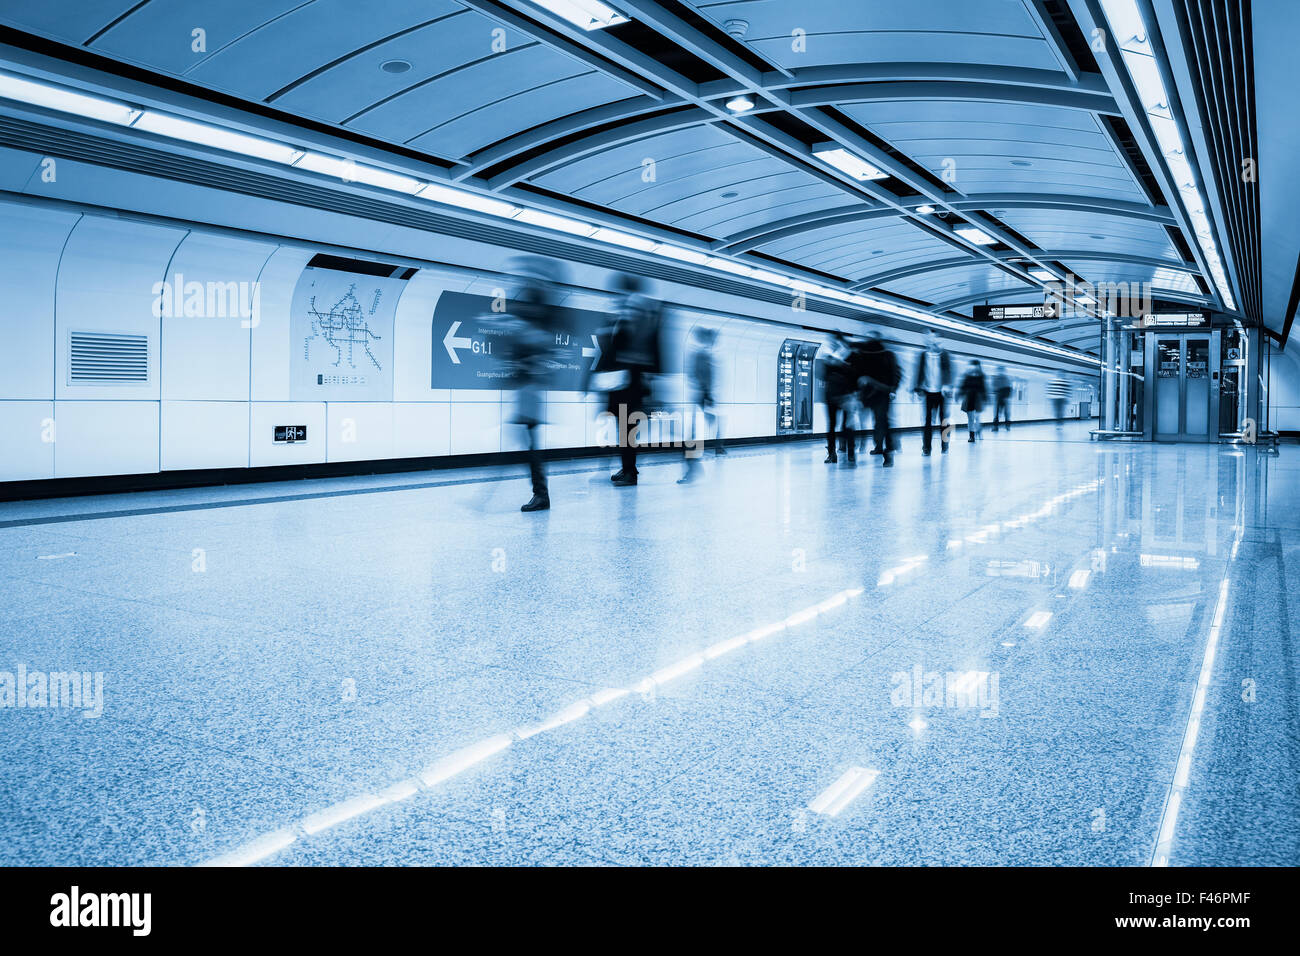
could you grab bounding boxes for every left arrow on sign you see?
[443,321,474,364]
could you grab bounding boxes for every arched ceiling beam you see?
[855,251,1200,291]
[456,95,685,180]
[718,197,1176,252]
[786,80,1120,116]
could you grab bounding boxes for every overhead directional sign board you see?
[1134,310,1211,329]
[431,291,606,390]
[971,302,1060,322]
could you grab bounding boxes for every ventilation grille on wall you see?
[68,331,148,384]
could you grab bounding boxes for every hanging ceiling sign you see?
[971,302,1060,322]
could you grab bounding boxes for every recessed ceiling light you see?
[720,190,739,199]
[1011,159,1033,167]
[955,225,997,246]
[725,95,755,113]
[531,0,629,31]
[1090,234,1106,240]
[380,59,412,74]
[871,249,884,255]
[812,145,888,181]
[916,204,936,215]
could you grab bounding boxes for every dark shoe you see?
[824,454,837,464]
[882,456,894,467]
[968,436,975,443]
[610,470,626,482]
[611,473,638,486]
[922,449,931,457]
[870,447,883,455]
[846,457,856,466]
[941,445,949,453]
[521,494,550,512]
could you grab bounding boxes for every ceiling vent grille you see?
[68,331,148,384]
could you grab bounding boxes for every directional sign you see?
[971,302,1060,322]
[431,290,609,390]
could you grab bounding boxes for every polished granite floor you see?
[1,422,1296,866]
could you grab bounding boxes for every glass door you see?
[1153,337,1182,439]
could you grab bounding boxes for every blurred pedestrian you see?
[498,257,565,512]
[855,331,900,467]
[679,325,721,483]
[959,360,988,442]
[1047,376,1071,427]
[585,273,665,486]
[992,366,1012,432]
[914,332,953,455]
[820,334,857,464]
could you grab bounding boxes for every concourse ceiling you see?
[1,0,1269,352]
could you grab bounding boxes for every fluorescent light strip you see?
[0,71,140,125]
[133,111,303,164]
[293,151,423,194]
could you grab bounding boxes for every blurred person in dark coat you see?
[959,360,988,442]
[913,331,953,455]
[820,334,857,464]
[585,273,665,486]
[498,257,566,512]
[992,365,1013,432]
[855,331,901,468]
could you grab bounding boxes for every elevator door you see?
[1147,332,1218,441]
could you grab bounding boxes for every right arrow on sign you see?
[443,321,473,364]
[582,334,601,369]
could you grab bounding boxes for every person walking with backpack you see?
[959,360,988,442]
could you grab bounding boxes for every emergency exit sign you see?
[273,425,307,443]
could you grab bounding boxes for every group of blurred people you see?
[820,331,1017,464]
[496,257,720,512]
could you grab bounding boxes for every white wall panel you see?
[160,401,249,471]
[393,272,451,402]
[393,402,450,458]
[0,200,79,400]
[249,246,313,401]
[542,401,587,450]
[55,216,185,401]
[450,402,501,455]
[249,402,325,466]
[53,401,159,478]
[161,232,276,401]
[327,403,395,462]
[0,401,55,480]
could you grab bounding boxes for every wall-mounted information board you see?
[778,339,819,434]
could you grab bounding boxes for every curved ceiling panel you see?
[686,0,1063,71]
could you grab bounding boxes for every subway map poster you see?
[289,267,403,401]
